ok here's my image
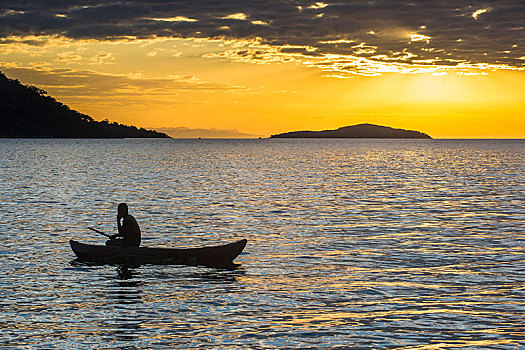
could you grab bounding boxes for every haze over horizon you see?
[1,1,524,138]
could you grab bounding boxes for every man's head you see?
[118,203,128,217]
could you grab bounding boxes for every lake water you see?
[0,139,523,349]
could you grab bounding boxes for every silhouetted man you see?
[106,203,141,247]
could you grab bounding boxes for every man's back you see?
[120,214,141,247]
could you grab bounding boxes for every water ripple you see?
[0,139,523,348]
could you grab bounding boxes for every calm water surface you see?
[0,139,523,349]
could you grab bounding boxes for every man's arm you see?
[109,216,124,239]
[118,215,123,233]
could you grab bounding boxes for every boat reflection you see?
[69,258,242,271]
[69,259,244,281]
[108,266,144,306]
[110,319,143,343]
[117,265,135,280]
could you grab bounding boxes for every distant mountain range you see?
[156,127,259,138]
[0,71,168,138]
[270,124,431,139]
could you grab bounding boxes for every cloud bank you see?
[0,66,246,100]
[1,1,524,75]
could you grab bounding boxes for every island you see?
[0,71,169,138]
[270,124,431,139]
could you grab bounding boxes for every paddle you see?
[88,226,111,238]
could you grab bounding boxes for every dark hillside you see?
[0,71,169,138]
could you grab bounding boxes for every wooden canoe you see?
[70,239,247,268]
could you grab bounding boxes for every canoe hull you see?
[70,239,247,268]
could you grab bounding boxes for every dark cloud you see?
[1,0,524,71]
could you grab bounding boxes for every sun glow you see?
[1,34,524,138]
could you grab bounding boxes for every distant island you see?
[270,124,431,139]
[0,71,169,138]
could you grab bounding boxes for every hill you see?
[270,124,431,139]
[0,71,169,138]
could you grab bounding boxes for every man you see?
[106,203,141,247]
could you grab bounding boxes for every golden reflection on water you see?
[396,339,520,349]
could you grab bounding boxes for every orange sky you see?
[1,2,524,138]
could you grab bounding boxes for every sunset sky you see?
[1,1,524,138]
